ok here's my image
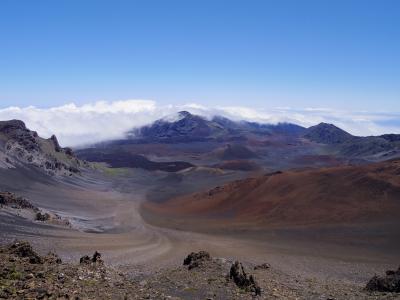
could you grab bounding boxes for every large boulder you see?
[183,251,211,270]
[366,266,400,292]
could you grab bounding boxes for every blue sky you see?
[0,0,399,111]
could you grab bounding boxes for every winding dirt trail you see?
[1,169,399,286]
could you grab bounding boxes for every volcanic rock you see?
[0,192,38,211]
[8,241,43,264]
[366,266,400,292]
[229,261,261,295]
[80,251,104,265]
[183,251,211,270]
[44,252,62,264]
[35,212,51,221]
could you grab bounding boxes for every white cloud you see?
[0,100,399,147]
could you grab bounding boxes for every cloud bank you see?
[0,99,399,147]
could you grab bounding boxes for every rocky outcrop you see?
[80,251,104,265]
[229,261,261,296]
[8,241,43,264]
[35,212,51,221]
[0,120,85,176]
[183,251,211,270]
[366,266,400,292]
[0,191,71,227]
[0,192,38,211]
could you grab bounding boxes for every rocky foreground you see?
[0,241,399,299]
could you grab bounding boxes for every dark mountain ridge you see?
[76,112,400,170]
[129,111,307,143]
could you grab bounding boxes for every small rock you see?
[80,251,104,265]
[58,273,65,281]
[254,263,271,270]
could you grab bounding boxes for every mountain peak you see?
[177,111,192,118]
[304,122,353,144]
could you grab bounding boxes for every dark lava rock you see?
[80,251,104,265]
[35,212,51,221]
[366,266,400,292]
[45,252,62,264]
[80,255,91,264]
[229,261,261,296]
[254,263,271,270]
[183,251,211,270]
[92,251,102,263]
[0,191,38,211]
[8,241,43,264]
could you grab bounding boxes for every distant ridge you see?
[128,111,307,143]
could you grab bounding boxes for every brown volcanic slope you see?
[144,159,400,227]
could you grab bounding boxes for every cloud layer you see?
[0,100,399,147]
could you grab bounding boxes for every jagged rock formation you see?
[0,119,86,176]
[229,261,261,296]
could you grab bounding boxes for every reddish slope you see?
[145,159,400,226]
